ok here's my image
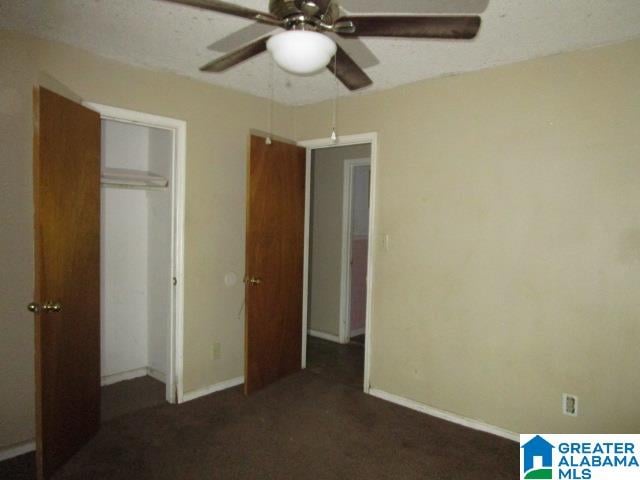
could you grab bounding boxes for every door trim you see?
[298,133,378,394]
[83,102,186,404]
[339,158,371,344]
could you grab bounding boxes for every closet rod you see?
[101,168,169,190]
[101,181,168,191]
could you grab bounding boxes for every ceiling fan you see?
[160,0,483,91]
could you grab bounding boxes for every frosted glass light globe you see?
[267,30,337,75]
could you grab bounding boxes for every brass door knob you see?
[245,277,262,286]
[43,302,62,312]
[27,302,62,313]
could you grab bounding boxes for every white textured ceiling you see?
[1,0,640,105]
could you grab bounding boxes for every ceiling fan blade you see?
[327,33,379,69]
[159,0,282,26]
[337,15,481,39]
[327,44,372,91]
[208,23,279,52]
[200,36,270,72]
[339,0,489,14]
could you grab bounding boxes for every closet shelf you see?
[101,168,169,190]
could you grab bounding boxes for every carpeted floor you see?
[0,375,167,480]
[0,343,518,479]
[102,376,166,423]
[306,335,364,389]
[0,452,35,480]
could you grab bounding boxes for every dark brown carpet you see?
[53,371,517,479]
[306,335,364,389]
[0,452,35,480]
[102,376,166,423]
[1,349,518,479]
[0,375,167,480]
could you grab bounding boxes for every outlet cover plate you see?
[562,393,578,417]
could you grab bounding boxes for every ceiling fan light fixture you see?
[267,31,337,75]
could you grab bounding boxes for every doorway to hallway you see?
[302,139,374,389]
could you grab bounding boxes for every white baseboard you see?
[182,376,244,403]
[101,367,167,387]
[147,367,166,384]
[308,329,341,343]
[101,367,148,386]
[0,441,36,462]
[368,388,519,442]
[350,327,365,337]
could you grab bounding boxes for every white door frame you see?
[339,158,371,344]
[83,102,186,404]
[298,133,378,393]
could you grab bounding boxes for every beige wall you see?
[297,38,640,434]
[309,144,371,337]
[0,30,294,449]
[0,31,38,450]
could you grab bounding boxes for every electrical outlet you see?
[563,393,578,417]
[212,342,221,361]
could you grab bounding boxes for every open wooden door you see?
[245,135,306,394]
[32,87,101,479]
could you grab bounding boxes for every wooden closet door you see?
[244,135,306,394]
[32,87,101,479]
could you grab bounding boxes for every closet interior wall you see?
[100,119,172,385]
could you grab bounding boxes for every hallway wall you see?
[309,144,371,338]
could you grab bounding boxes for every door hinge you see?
[173,277,177,286]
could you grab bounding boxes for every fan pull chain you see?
[331,53,338,144]
[266,57,274,145]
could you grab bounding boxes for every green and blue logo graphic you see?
[521,435,554,479]
[520,434,640,480]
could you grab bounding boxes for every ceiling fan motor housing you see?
[269,0,305,20]
[270,0,337,30]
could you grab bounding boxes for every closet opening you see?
[86,103,186,419]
